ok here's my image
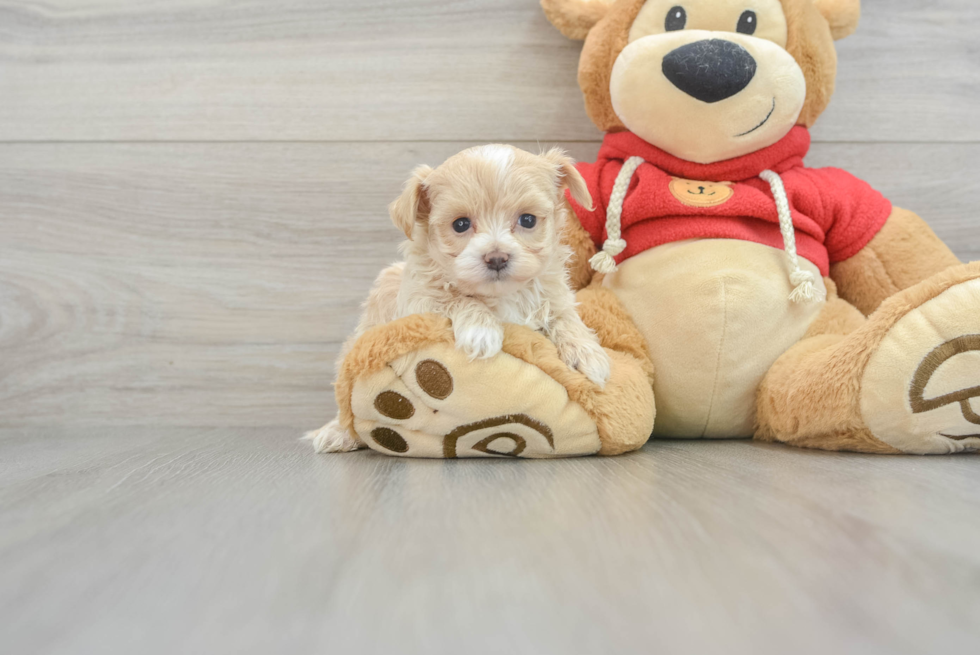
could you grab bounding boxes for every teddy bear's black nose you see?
[662,39,757,103]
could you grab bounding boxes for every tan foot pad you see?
[861,268,980,454]
[335,314,655,458]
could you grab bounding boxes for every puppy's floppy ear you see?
[388,165,433,240]
[813,0,860,40]
[543,147,593,212]
[541,0,615,41]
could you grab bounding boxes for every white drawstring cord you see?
[589,156,644,274]
[759,169,823,304]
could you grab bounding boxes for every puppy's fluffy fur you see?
[307,144,611,453]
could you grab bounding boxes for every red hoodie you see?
[567,127,892,276]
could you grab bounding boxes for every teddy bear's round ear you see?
[541,0,616,41]
[812,0,861,40]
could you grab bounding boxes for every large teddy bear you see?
[331,0,979,457]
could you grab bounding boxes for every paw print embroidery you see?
[365,358,554,458]
[367,359,452,454]
[414,359,454,399]
[442,414,554,458]
[366,359,451,455]
[909,335,980,439]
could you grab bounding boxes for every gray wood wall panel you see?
[0,0,977,142]
[0,0,978,429]
[1,141,977,428]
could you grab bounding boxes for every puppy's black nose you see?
[662,39,756,103]
[485,254,509,272]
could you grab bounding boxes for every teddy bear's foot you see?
[350,340,602,458]
[758,263,980,454]
[333,311,655,458]
[859,264,980,454]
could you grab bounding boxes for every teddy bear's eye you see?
[736,10,757,35]
[452,217,471,233]
[519,214,537,229]
[664,6,687,31]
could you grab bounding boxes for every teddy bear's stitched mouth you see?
[734,97,776,137]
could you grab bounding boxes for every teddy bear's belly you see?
[603,239,827,438]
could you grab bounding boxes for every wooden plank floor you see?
[2,429,980,655]
[2,0,979,652]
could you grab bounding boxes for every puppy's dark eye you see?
[518,214,537,229]
[665,6,686,31]
[736,10,757,35]
[452,217,471,233]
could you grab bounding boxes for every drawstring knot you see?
[759,169,825,304]
[789,269,819,303]
[588,238,626,274]
[589,156,644,274]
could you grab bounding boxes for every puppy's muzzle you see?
[484,252,510,273]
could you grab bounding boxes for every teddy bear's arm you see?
[829,206,962,315]
[561,198,598,291]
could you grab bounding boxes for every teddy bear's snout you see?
[661,39,757,104]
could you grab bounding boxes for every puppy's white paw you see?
[454,322,504,360]
[559,338,611,389]
[304,419,365,453]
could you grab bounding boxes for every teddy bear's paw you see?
[348,341,603,458]
[860,268,980,454]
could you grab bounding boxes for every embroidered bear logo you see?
[668,177,735,207]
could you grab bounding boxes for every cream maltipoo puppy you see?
[307,144,611,453]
